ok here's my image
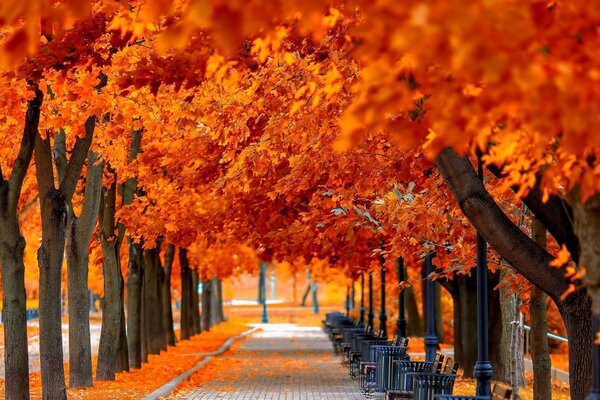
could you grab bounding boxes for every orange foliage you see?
[0,321,250,399]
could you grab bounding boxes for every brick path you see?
[174,324,363,400]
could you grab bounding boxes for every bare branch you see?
[8,89,43,214]
[435,147,569,303]
[75,151,103,241]
[53,129,68,184]
[60,116,95,201]
[34,131,56,202]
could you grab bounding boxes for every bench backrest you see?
[431,353,445,373]
[492,384,512,399]
[441,357,460,374]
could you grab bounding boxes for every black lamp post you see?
[360,273,365,326]
[345,285,350,317]
[368,272,374,334]
[261,261,268,323]
[474,155,493,397]
[588,316,600,399]
[351,279,356,311]
[424,252,439,362]
[396,257,407,338]
[379,252,388,339]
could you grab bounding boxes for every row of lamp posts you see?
[347,222,493,397]
[339,155,600,398]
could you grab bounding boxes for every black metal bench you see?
[387,354,458,399]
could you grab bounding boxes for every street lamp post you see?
[360,273,365,326]
[379,252,388,339]
[368,272,374,334]
[261,261,268,323]
[351,279,356,311]
[396,257,407,338]
[345,285,350,317]
[474,155,493,397]
[424,252,439,362]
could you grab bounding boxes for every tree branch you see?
[487,163,580,262]
[34,131,56,201]
[435,147,569,303]
[75,151,103,241]
[60,116,95,201]
[53,129,68,184]
[8,89,43,214]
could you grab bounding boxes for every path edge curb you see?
[142,327,259,400]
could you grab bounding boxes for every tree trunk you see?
[36,116,95,399]
[301,284,311,306]
[435,148,592,399]
[434,283,444,343]
[179,248,193,340]
[210,276,221,326]
[498,268,524,388]
[405,282,423,337]
[216,277,225,323]
[162,244,176,346]
[97,178,129,380]
[530,218,552,400]
[65,150,102,388]
[488,272,511,383]
[1,89,43,400]
[126,239,144,368]
[560,291,592,400]
[443,279,462,369]
[117,303,129,372]
[192,270,201,334]
[141,276,148,363]
[201,279,212,332]
[457,272,478,377]
[1,232,30,400]
[143,245,164,355]
[37,194,68,400]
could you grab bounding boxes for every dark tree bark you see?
[179,248,193,340]
[126,239,143,367]
[140,275,148,363]
[162,244,177,346]
[63,148,103,388]
[210,276,224,325]
[569,191,600,317]
[192,270,202,333]
[0,89,43,400]
[143,243,165,354]
[201,278,212,332]
[435,148,592,400]
[405,282,423,336]
[531,218,553,400]
[96,173,129,380]
[441,272,478,377]
[36,115,95,399]
[117,304,129,372]
[120,128,144,367]
[53,131,103,388]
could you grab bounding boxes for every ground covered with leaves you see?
[0,321,250,399]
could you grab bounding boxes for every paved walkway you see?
[174,324,363,400]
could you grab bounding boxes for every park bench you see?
[361,343,409,397]
[387,354,460,399]
[432,384,512,400]
[386,353,445,399]
[359,337,409,392]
